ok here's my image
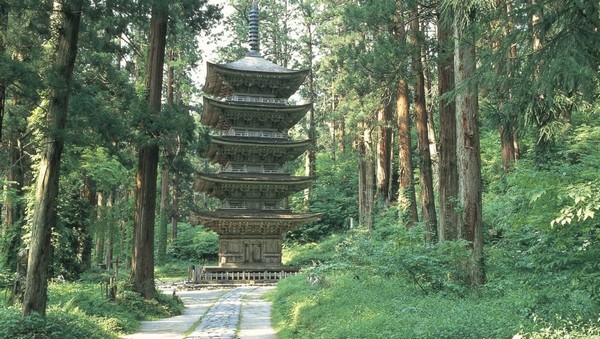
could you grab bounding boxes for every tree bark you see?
[22,0,82,316]
[157,51,175,265]
[95,192,105,265]
[393,2,418,226]
[157,161,169,265]
[0,0,6,142]
[396,80,418,226]
[358,123,374,230]
[302,3,316,200]
[376,96,393,203]
[104,193,115,268]
[171,170,179,240]
[4,134,25,269]
[81,183,96,269]
[130,0,168,299]
[363,128,374,230]
[454,7,484,286]
[410,5,437,237]
[437,7,459,241]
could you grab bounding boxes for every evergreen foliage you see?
[0,0,599,335]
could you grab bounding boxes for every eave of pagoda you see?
[189,210,322,235]
[193,173,316,200]
[203,58,309,99]
[204,136,312,165]
[201,96,311,131]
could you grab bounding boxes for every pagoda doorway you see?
[244,242,262,263]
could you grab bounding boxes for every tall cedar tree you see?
[299,1,317,200]
[156,52,175,265]
[454,4,484,286]
[22,0,83,316]
[0,0,5,142]
[437,6,458,241]
[410,2,437,235]
[498,0,518,172]
[131,0,168,299]
[393,1,418,224]
[358,124,374,229]
[376,94,394,203]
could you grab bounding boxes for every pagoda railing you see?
[189,266,299,283]
[226,95,287,105]
[221,164,284,174]
[220,129,286,139]
[222,201,284,210]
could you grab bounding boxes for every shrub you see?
[0,305,117,339]
[168,223,218,262]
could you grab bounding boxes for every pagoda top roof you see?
[203,58,308,98]
[220,55,299,73]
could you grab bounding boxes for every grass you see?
[269,238,600,339]
[155,260,193,283]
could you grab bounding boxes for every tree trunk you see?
[530,0,550,158]
[95,192,105,265]
[396,80,418,226]
[130,0,168,299]
[338,114,345,153]
[81,183,96,269]
[376,96,393,203]
[421,19,439,187]
[454,7,484,286]
[500,124,517,172]
[358,152,365,223]
[171,170,179,240]
[499,0,518,172]
[6,87,28,302]
[393,2,418,226]
[0,0,6,142]
[4,135,25,269]
[0,0,8,269]
[410,5,437,237]
[363,127,374,230]
[357,124,374,230]
[437,7,459,241]
[303,6,316,200]
[104,193,115,268]
[157,51,175,265]
[22,0,82,316]
[157,161,169,265]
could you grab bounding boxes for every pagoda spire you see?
[247,0,260,56]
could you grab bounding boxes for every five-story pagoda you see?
[190,2,320,283]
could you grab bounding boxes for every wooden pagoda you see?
[190,3,320,284]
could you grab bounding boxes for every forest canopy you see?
[0,0,599,336]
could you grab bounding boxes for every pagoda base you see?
[189,265,299,284]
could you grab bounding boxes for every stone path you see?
[121,286,276,339]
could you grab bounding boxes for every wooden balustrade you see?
[189,266,299,284]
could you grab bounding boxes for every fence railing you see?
[189,266,298,283]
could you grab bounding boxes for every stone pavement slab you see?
[238,286,276,339]
[121,288,226,339]
[121,286,277,339]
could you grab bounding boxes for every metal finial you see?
[248,1,260,56]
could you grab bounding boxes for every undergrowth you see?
[271,225,600,338]
[0,275,183,338]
